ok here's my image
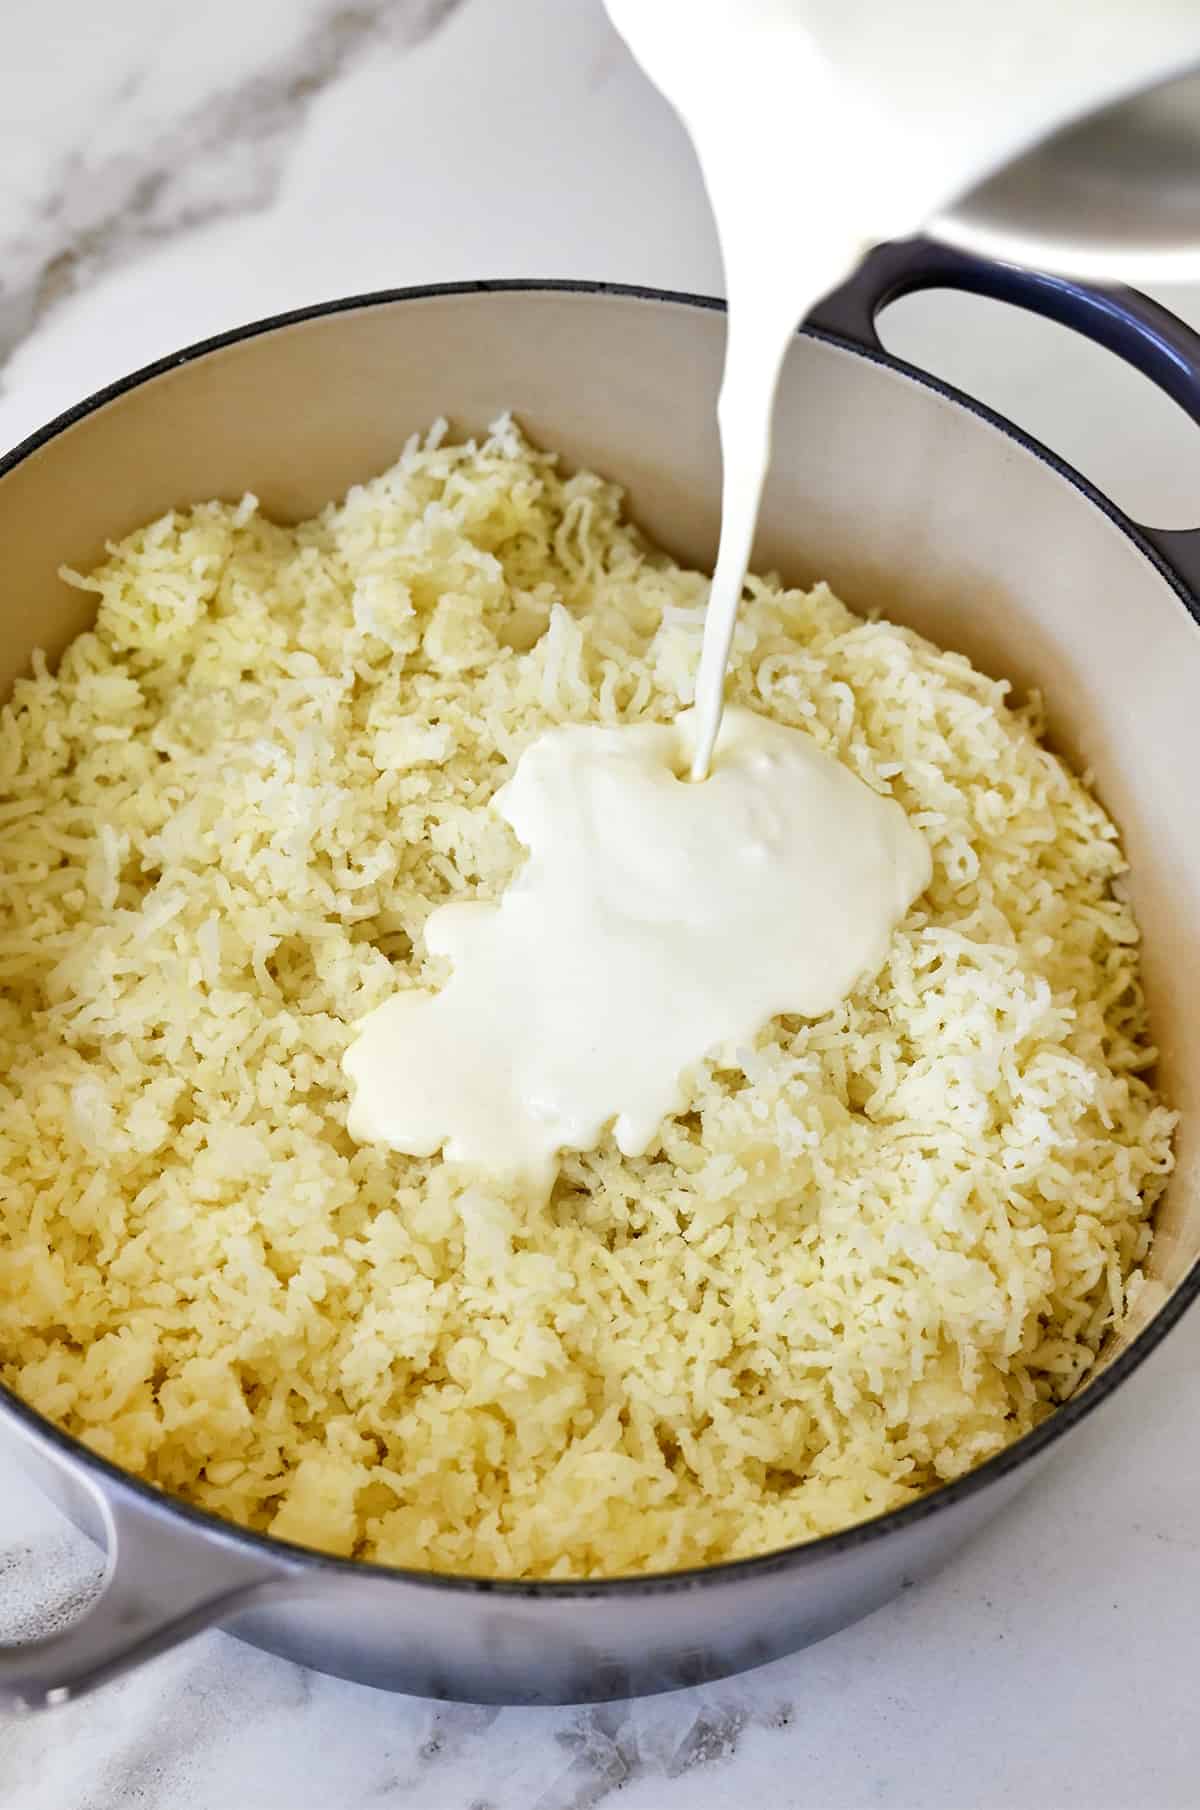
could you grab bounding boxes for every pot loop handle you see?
[0,1482,290,1711]
[805,236,1200,599]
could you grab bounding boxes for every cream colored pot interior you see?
[2,289,1197,1371]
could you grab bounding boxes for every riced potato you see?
[0,419,1174,1575]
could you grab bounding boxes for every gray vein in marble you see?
[71,1649,316,1810]
[0,0,464,379]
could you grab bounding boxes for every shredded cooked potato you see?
[0,418,1175,1575]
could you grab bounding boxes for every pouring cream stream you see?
[344,0,1199,1187]
[603,0,1200,778]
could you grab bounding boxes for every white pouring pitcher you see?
[605,0,1200,283]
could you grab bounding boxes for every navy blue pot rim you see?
[2,274,1199,1599]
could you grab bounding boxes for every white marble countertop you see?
[3,3,1200,1804]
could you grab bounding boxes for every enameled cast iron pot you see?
[2,240,1200,1710]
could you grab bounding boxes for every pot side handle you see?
[0,1484,290,1711]
[805,236,1200,600]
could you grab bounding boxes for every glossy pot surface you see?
[2,241,1200,1708]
